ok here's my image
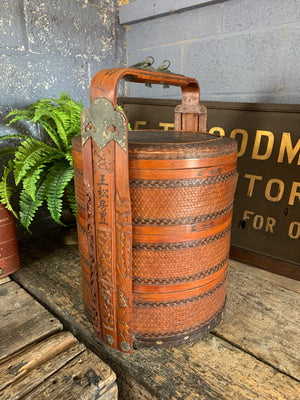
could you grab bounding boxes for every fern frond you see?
[32,102,65,150]
[0,134,30,141]
[22,150,63,200]
[2,93,83,230]
[57,92,71,103]
[0,147,18,157]
[51,106,69,148]
[37,118,62,150]
[19,177,47,231]
[0,160,18,218]
[65,150,74,166]
[45,161,74,224]
[0,134,28,157]
[22,165,45,200]
[5,109,35,125]
[56,93,83,142]
[14,138,61,185]
[66,180,77,217]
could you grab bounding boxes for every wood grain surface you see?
[20,347,117,400]
[12,234,300,399]
[0,280,62,362]
[214,262,300,380]
[0,275,118,399]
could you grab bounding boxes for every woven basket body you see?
[72,67,237,353]
[129,131,236,346]
[72,130,237,347]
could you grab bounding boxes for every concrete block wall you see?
[0,0,126,237]
[0,0,125,121]
[121,0,300,104]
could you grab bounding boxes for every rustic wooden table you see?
[0,275,118,399]
[11,232,300,400]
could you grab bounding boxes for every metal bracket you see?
[82,97,128,152]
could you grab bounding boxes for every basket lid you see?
[128,130,237,160]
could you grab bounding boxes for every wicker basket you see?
[72,68,237,353]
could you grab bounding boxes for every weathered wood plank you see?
[13,236,300,399]
[0,332,83,394]
[117,376,158,400]
[0,276,10,285]
[214,266,300,380]
[0,280,62,362]
[229,259,300,294]
[23,350,117,400]
[113,336,300,400]
[0,330,117,400]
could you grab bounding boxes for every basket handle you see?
[90,67,207,132]
[80,68,206,353]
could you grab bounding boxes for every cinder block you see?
[0,0,26,50]
[83,59,127,104]
[0,53,90,108]
[24,0,118,62]
[183,29,284,97]
[283,27,300,92]
[223,0,300,33]
[126,4,222,50]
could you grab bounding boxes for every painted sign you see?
[119,98,300,280]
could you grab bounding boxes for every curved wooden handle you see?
[90,67,200,109]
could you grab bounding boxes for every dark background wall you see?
[120,0,300,104]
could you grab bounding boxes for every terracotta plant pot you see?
[0,202,20,278]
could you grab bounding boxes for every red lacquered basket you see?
[72,68,237,353]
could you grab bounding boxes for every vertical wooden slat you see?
[115,142,133,353]
[81,101,133,352]
[93,140,118,349]
[81,136,102,337]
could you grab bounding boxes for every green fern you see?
[66,180,77,217]
[14,137,61,185]
[0,160,17,218]
[0,147,18,157]
[0,92,83,230]
[19,175,47,231]
[45,161,74,225]
[1,94,128,231]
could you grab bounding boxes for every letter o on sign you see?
[253,214,264,230]
[289,222,300,239]
[265,179,284,202]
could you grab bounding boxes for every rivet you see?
[120,341,131,352]
[106,334,114,345]
[85,122,94,132]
